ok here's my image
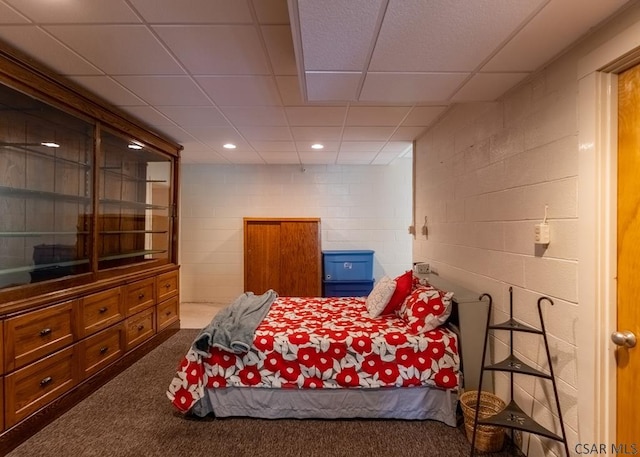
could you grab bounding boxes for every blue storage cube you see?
[323,250,374,281]
[323,280,374,297]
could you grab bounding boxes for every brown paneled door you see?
[244,218,321,297]
[616,64,640,444]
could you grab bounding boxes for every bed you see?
[167,273,486,427]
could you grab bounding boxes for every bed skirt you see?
[190,386,459,426]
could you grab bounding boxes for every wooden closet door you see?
[244,218,321,297]
[279,221,321,297]
[244,220,281,295]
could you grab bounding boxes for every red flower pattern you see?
[168,296,460,414]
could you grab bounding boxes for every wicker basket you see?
[460,391,507,453]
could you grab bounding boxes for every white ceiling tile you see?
[262,25,297,76]
[219,150,265,163]
[339,141,385,153]
[156,106,230,127]
[389,126,427,141]
[154,25,269,75]
[130,0,252,23]
[297,0,384,71]
[305,72,361,101]
[261,152,301,164]
[5,0,139,23]
[221,106,288,126]
[249,141,297,152]
[45,25,184,75]
[402,106,448,126]
[276,75,304,105]
[235,126,293,141]
[299,151,338,164]
[360,73,468,103]
[285,106,346,126]
[345,106,411,126]
[197,76,281,105]
[295,141,340,152]
[119,106,175,127]
[371,152,401,165]
[369,0,544,72]
[336,151,377,164]
[291,126,342,141]
[381,141,412,153]
[253,0,290,24]
[342,127,394,141]
[483,0,630,72]
[150,124,195,143]
[181,149,228,164]
[451,73,530,102]
[0,3,29,23]
[183,126,249,148]
[0,26,102,75]
[114,76,208,105]
[70,76,146,105]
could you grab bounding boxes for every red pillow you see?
[399,285,454,334]
[380,270,413,315]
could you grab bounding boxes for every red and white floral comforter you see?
[167,296,460,413]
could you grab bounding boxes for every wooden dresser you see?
[0,265,180,446]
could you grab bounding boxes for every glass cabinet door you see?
[0,84,93,289]
[98,129,172,270]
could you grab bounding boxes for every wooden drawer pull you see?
[40,376,53,387]
[164,283,171,288]
[165,310,172,316]
[138,293,145,300]
[99,346,109,354]
[98,306,108,314]
[137,324,145,331]
[40,328,52,337]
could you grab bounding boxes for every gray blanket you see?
[192,289,277,356]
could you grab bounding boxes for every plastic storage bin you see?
[323,280,374,297]
[323,250,374,281]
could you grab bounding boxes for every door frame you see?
[577,21,640,445]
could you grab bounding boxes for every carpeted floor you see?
[7,330,522,457]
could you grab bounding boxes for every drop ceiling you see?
[0,0,630,165]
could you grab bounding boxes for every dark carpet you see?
[7,330,521,457]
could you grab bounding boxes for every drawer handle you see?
[98,306,108,314]
[165,283,171,289]
[40,376,53,387]
[165,310,172,316]
[138,293,145,300]
[100,346,109,354]
[137,324,145,331]
[40,328,52,337]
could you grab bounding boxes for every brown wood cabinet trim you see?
[0,325,178,455]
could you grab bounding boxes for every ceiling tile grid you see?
[0,0,631,164]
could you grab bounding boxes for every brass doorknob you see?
[611,330,637,348]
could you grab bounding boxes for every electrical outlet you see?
[534,222,550,244]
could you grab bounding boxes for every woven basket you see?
[460,390,506,453]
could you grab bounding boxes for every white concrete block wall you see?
[414,60,581,457]
[180,161,413,303]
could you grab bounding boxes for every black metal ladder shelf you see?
[470,287,570,457]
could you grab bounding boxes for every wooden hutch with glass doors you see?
[0,42,181,453]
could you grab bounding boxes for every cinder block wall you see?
[179,162,412,303]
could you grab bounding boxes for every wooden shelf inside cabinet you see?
[0,185,91,204]
[469,289,569,457]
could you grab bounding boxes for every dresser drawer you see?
[78,287,125,338]
[79,323,125,380]
[4,346,76,427]
[156,270,179,303]
[125,308,156,351]
[125,278,155,316]
[5,301,75,372]
[156,296,179,332]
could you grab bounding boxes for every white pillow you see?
[365,276,397,317]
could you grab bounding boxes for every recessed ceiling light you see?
[223,143,237,149]
[128,143,143,150]
[41,142,60,148]
[311,143,324,150]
